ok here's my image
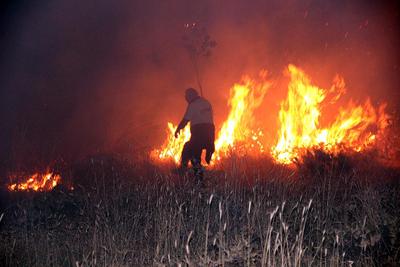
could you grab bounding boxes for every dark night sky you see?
[0,0,399,171]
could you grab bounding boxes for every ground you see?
[0,152,399,266]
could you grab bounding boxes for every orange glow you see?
[271,65,388,164]
[214,72,270,160]
[152,64,389,166]
[151,122,191,164]
[7,171,61,192]
[151,72,271,164]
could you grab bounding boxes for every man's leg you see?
[191,153,204,181]
[205,144,215,165]
[190,137,205,181]
[205,124,216,164]
[190,143,202,166]
[181,141,192,169]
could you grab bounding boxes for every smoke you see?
[0,0,398,170]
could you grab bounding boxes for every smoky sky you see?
[0,0,399,171]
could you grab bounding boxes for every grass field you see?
[0,152,399,266]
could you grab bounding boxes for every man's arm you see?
[174,119,189,138]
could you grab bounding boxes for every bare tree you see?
[182,22,217,97]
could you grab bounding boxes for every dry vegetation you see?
[0,152,399,266]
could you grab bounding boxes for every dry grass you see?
[0,152,399,266]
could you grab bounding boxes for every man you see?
[174,88,215,172]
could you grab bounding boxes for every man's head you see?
[185,88,199,103]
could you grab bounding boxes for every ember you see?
[7,171,62,192]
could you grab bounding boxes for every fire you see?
[271,65,388,164]
[214,72,270,160]
[7,171,61,192]
[152,72,271,164]
[152,64,389,166]
[151,122,191,164]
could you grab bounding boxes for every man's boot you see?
[192,159,204,184]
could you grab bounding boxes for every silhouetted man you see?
[174,88,215,173]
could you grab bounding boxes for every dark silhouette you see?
[174,88,215,175]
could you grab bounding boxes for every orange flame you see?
[214,72,270,160]
[152,72,271,164]
[152,64,389,166]
[271,65,388,164]
[151,122,191,164]
[7,172,61,192]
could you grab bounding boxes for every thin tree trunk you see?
[192,55,203,96]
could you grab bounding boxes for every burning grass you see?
[152,65,390,167]
[7,171,62,192]
[0,153,399,266]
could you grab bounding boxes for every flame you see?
[7,171,61,192]
[152,64,389,166]
[271,65,388,164]
[214,72,270,160]
[151,122,191,164]
[152,72,271,164]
